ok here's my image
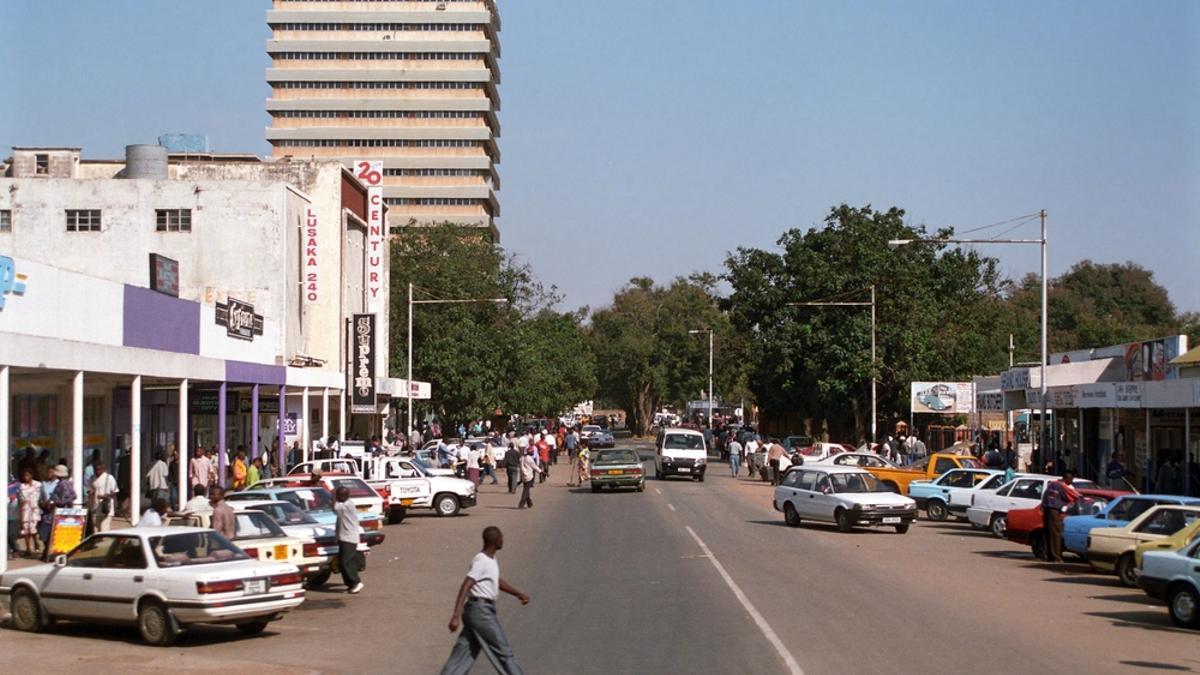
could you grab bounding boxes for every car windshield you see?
[234,511,288,540]
[249,502,318,526]
[329,478,377,499]
[596,450,639,464]
[269,488,335,512]
[150,531,250,567]
[829,472,881,494]
[407,457,432,475]
[664,434,703,450]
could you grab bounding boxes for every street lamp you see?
[888,209,1049,456]
[407,283,508,435]
[788,286,877,442]
[688,329,714,431]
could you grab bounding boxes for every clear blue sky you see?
[2,1,1197,312]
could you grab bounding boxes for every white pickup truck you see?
[366,456,477,523]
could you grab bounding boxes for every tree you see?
[389,224,595,426]
[589,277,743,436]
[1006,260,1183,356]
[724,204,1011,441]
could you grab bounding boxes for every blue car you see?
[227,487,386,547]
[1063,494,1200,556]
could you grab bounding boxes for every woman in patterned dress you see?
[17,470,42,558]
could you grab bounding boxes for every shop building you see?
[1,145,405,532]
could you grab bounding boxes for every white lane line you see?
[685,526,804,675]
[667,503,676,512]
[655,488,662,495]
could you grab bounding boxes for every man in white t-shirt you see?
[441,526,529,675]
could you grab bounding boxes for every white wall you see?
[0,257,123,346]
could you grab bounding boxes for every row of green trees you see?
[390,210,1196,440]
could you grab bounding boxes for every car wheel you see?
[895,523,910,534]
[236,619,271,636]
[784,502,801,528]
[636,482,645,493]
[1116,553,1138,588]
[1168,585,1200,629]
[435,493,460,517]
[10,588,47,633]
[835,508,854,533]
[387,507,407,525]
[306,569,332,589]
[138,600,178,647]
[926,500,948,522]
[1030,532,1046,560]
[990,514,1007,539]
[698,474,705,483]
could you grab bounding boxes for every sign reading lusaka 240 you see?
[215,297,264,341]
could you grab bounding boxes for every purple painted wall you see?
[226,360,286,386]
[122,285,200,354]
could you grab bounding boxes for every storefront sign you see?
[190,390,239,415]
[0,254,28,310]
[239,396,280,415]
[1048,387,1075,408]
[48,507,87,556]
[1076,383,1115,408]
[911,382,974,414]
[1115,382,1143,408]
[351,313,377,414]
[355,160,386,314]
[280,412,298,435]
[975,391,1004,412]
[148,253,179,297]
[215,297,264,341]
[304,207,320,305]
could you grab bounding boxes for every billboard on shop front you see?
[910,382,974,414]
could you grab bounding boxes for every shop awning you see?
[1169,345,1200,366]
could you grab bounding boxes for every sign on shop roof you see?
[215,297,264,341]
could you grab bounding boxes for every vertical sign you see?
[355,160,385,315]
[304,207,319,305]
[350,313,377,414]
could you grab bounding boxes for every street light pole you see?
[406,286,508,437]
[788,287,877,442]
[689,329,714,430]
[888,210,1049,458]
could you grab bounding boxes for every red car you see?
[1006,487,1131,559]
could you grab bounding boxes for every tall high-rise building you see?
[266,0,500,239]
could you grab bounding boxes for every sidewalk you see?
[6,515,133,570]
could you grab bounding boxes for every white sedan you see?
[0,526,305,646]
[966,474,1099,537]
[774,465,918,533]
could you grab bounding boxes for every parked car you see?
[1004,488,1128,559]
[226,486,385,548]
[907,469,1006,521]
[1135,519,1200,569]
[794,442,855,462]
[232,499,360,588]
[0,527,304,646]
[773,466,917,533]
[366,455,478,519]
[252,474,384,518]
[654,428,707,482]
[1138,538,1200,628]
[865,453,985,495]
[166,510,306,575]
[1087,505,1200,587]
[808,452,895,468]
[1063,494,1200,558]
[966,475,1099,538]
[781,435,814,453]
[589,448,645,492]
[288,458,362,477]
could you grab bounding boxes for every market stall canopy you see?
[1168,345,1200,366]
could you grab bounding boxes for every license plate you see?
[882,517,901,524]
[274,544,289,560]
[356,504,369,512]
[400,499,414,506]
[244,579,267,595]
[677,468,691,473]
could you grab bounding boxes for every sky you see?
[2,1,1197,312]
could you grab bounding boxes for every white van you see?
[654,428,708,482]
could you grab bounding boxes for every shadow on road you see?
[974,549,1034,561]
[1117,660,1192,671]
[1086,610,1197,636]
[1,620,277,647]
[1089,592,1163,606]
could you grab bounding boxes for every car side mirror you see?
[54,554,67,567]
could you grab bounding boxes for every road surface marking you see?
[667,503,676,511]
[685,526,804,675]
[655,488,662,495]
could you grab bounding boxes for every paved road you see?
[4,440,1200,673]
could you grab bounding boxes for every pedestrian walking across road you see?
[518,449,537,509]
[440,526,529,675]
[728,438,743,477]
[334,486,365,594]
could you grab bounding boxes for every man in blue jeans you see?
[440,526,530,675]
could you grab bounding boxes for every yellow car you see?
[1135,519,1200,568]
[1087,505,1200,587]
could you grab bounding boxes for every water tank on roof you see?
[123,144,168,179]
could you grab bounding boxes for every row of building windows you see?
[273,110,484,119]
[273,139,483,148]
[383,168,486,176]
[1,209,193,234]
[270,22,484,31]
[273,81,482,89]
[384,198,487,206]
[273,51,483,61]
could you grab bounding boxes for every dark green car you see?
[590,449,645,493]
